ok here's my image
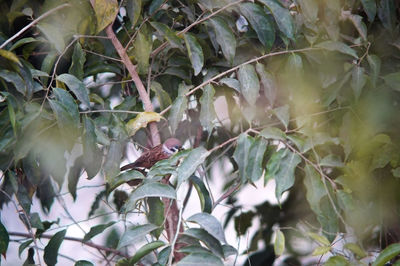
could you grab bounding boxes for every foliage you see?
[1,0,400,265]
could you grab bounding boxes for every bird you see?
[121,138,182,171]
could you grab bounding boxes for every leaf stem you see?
[0,3,71,49]
[8,231,129,258]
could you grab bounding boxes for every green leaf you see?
[344,243,367,258]
[130,241,165,264]
[177,252,223,266]
[150,22,183,50]
[69,42,86,80]
[392,167,400,178]
[184,33,204,76]
[37,23,65,53]
[372,243,400,266]
[259,0,295,40]
[312,246,331,256]
[151,81,172,110]
[378,0,396,32]
[52,87,79,124]
[209,17,236,63]
[158,246,171,265]
[0,70,26,95]
[0,48,21,65]
[41,51,57,86]
[48,99,79,138]
[183,228,224,258]
[320,154,344,168]
[147,197,164,238]
[103,140,122,181]
[179,245,211,254]
[148,0,163,14]
[83,117,102,179]
[351,66,366,100]
[273,105,290,129]
[107,170,145,193]
[0,221,9,257]
[265,148,301,203]
[220,78,240,93]
[297,0,318,22]
[324,256,350,266]
[274,229,285,256]
[246,138,267,182]
[303,165,326,214]
[177,147,210,187]
[169,85,189,134]
[83,221,116,242]
[260,127,286,141]
[123,183,176,213]
[233,133,254,183]
[118,224,158,249]
[9,37,38,51]
[43,229,66,266]
[240,2,275,49]
[256,63,276,106]
[190,176,212,213]
[132,31,152,74]
[200,84,217,133]
[344,13,367,41]
[367,54,381,87]
[19,239,33,258]
[383,72,400,91]
[75,260,94,266]
[238,64,260,105]
[57,73,90,108]
[91,0,119,33]
[187,213,226,243]
[315,41,358,58]
[308,232,331,246]
[23,247,35,265]
[126,0,142,28]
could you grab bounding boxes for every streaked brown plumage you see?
[121,138,182,171]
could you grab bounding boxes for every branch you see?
[105,25,161,146]
[8,231,129,258]
[0,3,70,49]
[151,0,245,58]
[160,47,319,116]
[213,182,241,210]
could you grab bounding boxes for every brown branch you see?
[105,25,161,146]
[8,231,129,258]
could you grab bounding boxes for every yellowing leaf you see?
[90,0,119,33]
[126,112,163,137]
[0,49,21,65]
[312,246,331,256]
[274,229,285,256]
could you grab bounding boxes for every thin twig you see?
[8,231,129,258]
[212,182,241,210]
[0,3,70,49]
[160,47,319,116]
[151,0,245,58]
[80,109,141,115]
[83,49,123,62]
